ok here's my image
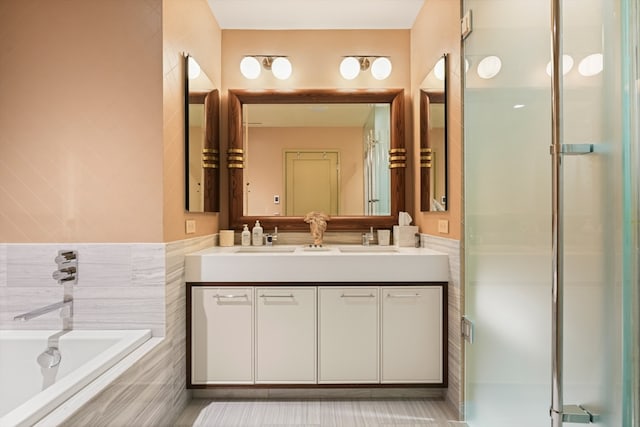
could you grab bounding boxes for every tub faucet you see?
[53,250,78,284]
[14,299,73,322]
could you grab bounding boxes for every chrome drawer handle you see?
[214,294,248,299]
[259,294,295,298]
[340,293,375,298]
[386,293,421,298]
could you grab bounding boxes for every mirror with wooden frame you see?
[420,54,448,212]
[184,54,220,212]
[227,89,405,231]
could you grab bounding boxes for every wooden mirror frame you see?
[227,88,405,232]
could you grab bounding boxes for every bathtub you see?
[0,329,152,427]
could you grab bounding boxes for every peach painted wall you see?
[246,127,364,216]
[0,0,164,243]
[411,0,462,240]
[163,0,222,241]
[220,30,411,227]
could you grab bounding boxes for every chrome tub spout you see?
[14,299,73,322]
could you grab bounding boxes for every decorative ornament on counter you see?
[304,211,330,246]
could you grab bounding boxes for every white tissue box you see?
[393,225,419,247]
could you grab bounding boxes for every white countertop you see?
[185,245,449,283]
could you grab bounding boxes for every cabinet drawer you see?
[191,287,254,384]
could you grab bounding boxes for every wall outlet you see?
[274,195,280,204]
[438,219,449,234]
[185,219,196,234]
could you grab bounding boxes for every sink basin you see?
[338,246,399,253]
[235,247,296,253]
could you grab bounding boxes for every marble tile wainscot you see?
[0,235,215,426]
[421,234,462,419]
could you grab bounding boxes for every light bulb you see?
[477,56,502,79]
[578,53,603,77]
[271,57,292,80]
[371,57,392,80]
[340,57,360,80]
[240,56,261,79]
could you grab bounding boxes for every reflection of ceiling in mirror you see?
[244,104,380,127]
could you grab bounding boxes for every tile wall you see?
[0,235,214,426]
[423,234,463,418]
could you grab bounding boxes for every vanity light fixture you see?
[240,55,292,80]
[340,56,392,80]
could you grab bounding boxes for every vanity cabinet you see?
[191,287,253,384]
[188,282,446,388]
[381,286,443,383]
[318,287,379,383]
[255,287,317,383]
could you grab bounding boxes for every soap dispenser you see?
[252,220,263,246]
[241,224,251,246]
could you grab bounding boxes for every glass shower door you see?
[463,0,636,425]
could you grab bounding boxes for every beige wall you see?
[246,127,364,216]
[163,0,222,241]
[0,0,164,243]
[411,0,462,240]
[0,0,222,243]
[0,2,456,242]
[220,29,411,227]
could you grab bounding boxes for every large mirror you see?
[228,89,405,231]
[184,54,220,212]
[420,54,448,212]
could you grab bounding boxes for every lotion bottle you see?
[252,220,263,246]
[241,224,251,246]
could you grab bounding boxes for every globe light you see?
[240,56,261,79]
[371,57,392,80]
[271,57,292,80]
[340,57,361,80]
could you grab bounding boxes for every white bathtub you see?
[0,329,151,427]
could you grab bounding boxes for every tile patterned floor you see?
[174,399,467,426]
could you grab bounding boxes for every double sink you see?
[233,245,399,254]
[185,244,449,283]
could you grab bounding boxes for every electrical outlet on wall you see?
[186,219,196,234]
[438,219,449,234]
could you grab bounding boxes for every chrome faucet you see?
[264,227,278,246]
[14,299,73,322]
[362,227,374,246]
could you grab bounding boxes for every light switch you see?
[186,219,196,234]
[461,10,472,40]
[438,219,449,234]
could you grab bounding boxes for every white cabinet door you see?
[318,287,379,383]
[191,287,253,384]
[255,287,317,383]
[381,286,443,383]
